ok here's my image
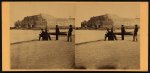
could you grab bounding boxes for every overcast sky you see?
[10,2,140,27]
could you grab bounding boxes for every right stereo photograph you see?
[75,2,144,70]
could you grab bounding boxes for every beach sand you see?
[75,36,140,69]
[10,32,140,70]
[10,36,75,69]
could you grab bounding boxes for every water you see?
[10,29,70,43]
[10,29,136,44]
[75,30,106,44]
[75,29,137,44]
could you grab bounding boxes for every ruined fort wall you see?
[14,14,75,29]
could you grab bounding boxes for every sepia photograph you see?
[2,2,148,71]
[9,2,75,69]
[75,3,140,69]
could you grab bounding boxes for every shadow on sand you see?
[75,39,104,45]
[10,39,39,45]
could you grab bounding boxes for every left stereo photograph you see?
[3,2,75,70]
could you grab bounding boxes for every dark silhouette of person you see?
[110,27,117,40]
[104,28,111,41]
[39,29,46,41]
[55,25,60,40]
[121,25,125,40]
[45,28,51,40]
[67,25,73,42]
[133,25,138,41]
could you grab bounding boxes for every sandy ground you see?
[75,36,140,69]
[10,29,140,70]
[10,36,75,69]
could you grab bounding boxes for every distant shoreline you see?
[10,27,137,30]
[10,28,74,30]
[75,28,137,30]
[10,28,137,30]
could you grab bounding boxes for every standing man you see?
[56,25,60,40]
[133,24,138,41]
[67,25,73,42]
[121,25,125,40]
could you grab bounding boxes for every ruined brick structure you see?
[81,14,140,29]
[14,14,75,29]
[81,14,113,29]
[15,14,47,29]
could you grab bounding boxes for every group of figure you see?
[39,25,73,42]
[39,28,51,41]
[104,24,139,41]
[104,27,117,41]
